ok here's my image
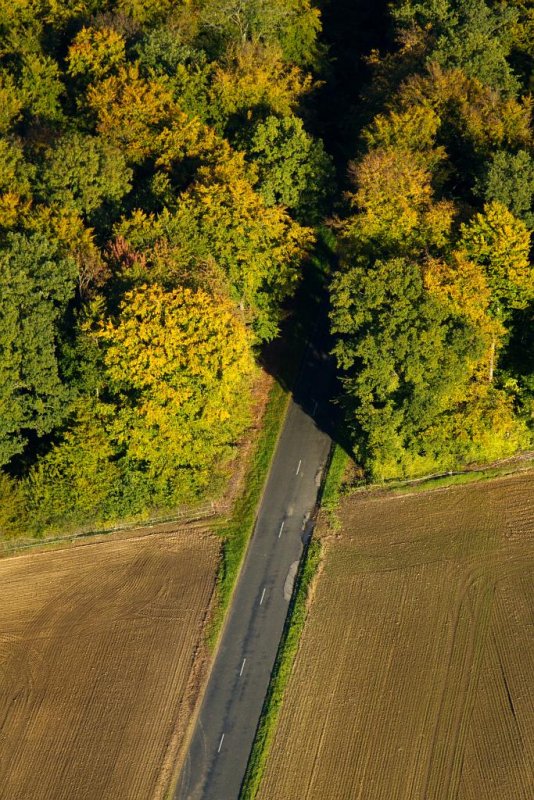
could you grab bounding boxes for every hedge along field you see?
[256,471,534,800]
[0,525,219,800]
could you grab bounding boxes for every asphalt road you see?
[174,342,333,800]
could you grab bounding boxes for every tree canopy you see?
[330,0,533,480]
[0,0,327,535]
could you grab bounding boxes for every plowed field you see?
[258,472,534,800]
[0,527,219,800]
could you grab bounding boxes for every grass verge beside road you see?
[348,452,534,499]
[207,380,290,649]
[387,461,534,494]
[321,444,349,510]
[320,444,350,530]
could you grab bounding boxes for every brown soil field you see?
[0,526,219,800]
[258,471,534,800]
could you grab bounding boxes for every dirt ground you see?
[0,526,219,800]
[258,471,534,800]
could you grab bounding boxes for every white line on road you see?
[278,521,285,538]
[296,459,302,475]
[218,733,225,753]
[312,401,318,415]
[260,587,266,605]
[240,658,246,676]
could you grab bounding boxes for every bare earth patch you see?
[0,527,219,800]
[258,471,534,800]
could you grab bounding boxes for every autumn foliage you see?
[0,0,328,534]
[330,0,533,480]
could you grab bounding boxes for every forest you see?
[330,0,534,479]
[0,0,532,535]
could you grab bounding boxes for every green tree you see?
[331,256,486,478]
[0,0,43,58]
[38,132,133,220]
[19,54,64,122]
[21,400,120,534]
[135,29,215,122]
[135,26,200,76]
[116,150,314,340]
[197,0,321,66]
[330,0,534,481]
[0,138,35,228]
[393,0,520,94]
[0,233,77,466]
[240,114,334,221]
[475,149,534,226]
[0,72,23,133]
[116,0,174,24]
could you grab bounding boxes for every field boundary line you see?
[1,501,221,557]
[348,451,534,497]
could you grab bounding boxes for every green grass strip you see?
[321,444,350,510]
[207,380,290,649]
[352,457,534,498]
[391,466,532,492]
[240,537,322,800]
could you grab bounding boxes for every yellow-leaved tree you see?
[209,42,313,125]
[86,65,175,162]
[397,65,532,153]
[67,26,126,84]
[344,147,454,251]
[116,146,314,340]
[458,201,533,316]
[96,283,255,493]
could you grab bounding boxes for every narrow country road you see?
[174,340,333,800]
